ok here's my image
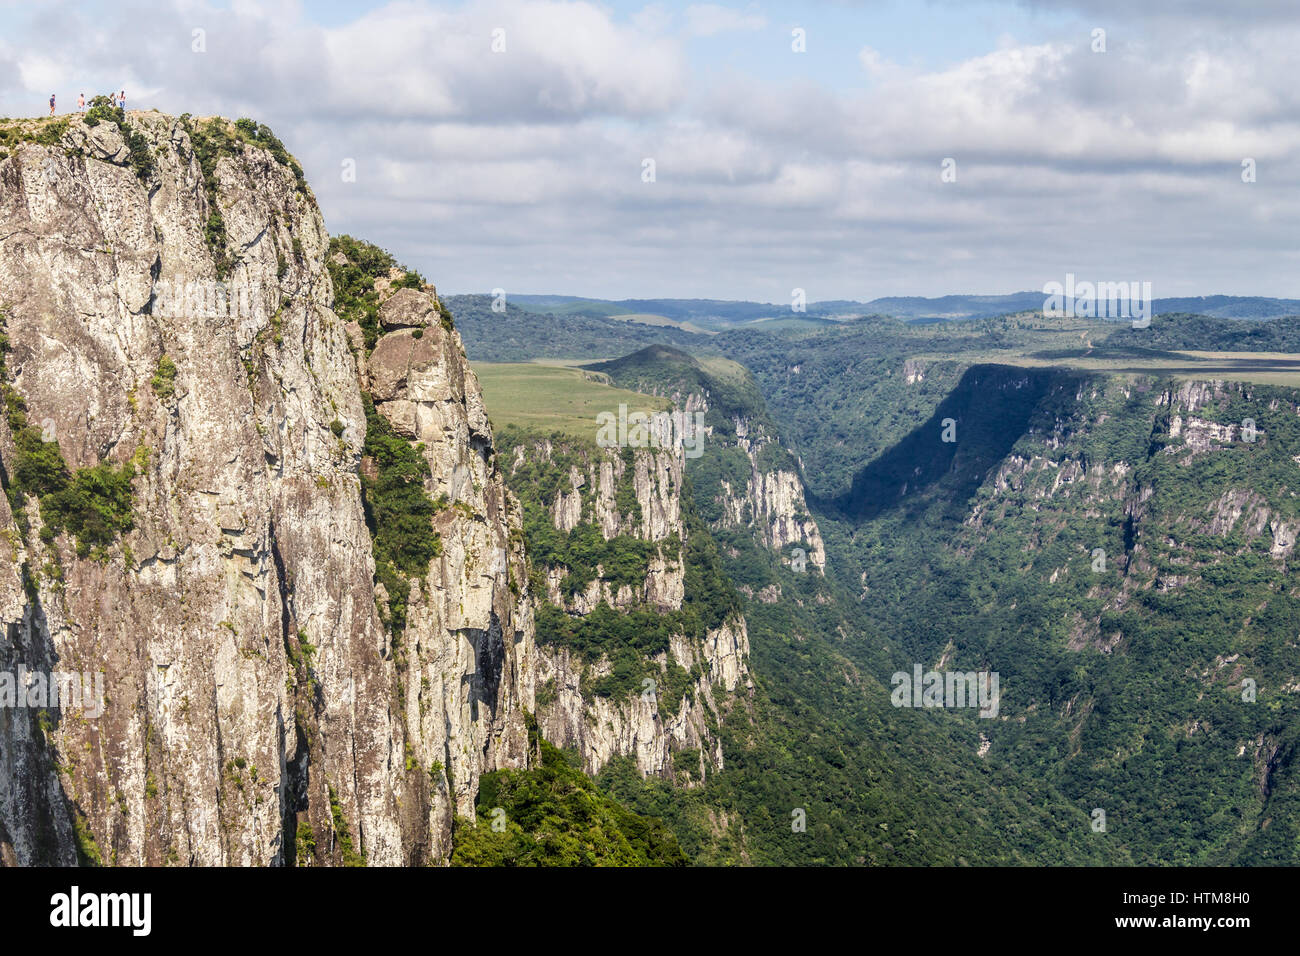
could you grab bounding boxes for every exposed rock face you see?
[535,443,685,613]
[363,283,534,858]
[713,416,827,571]
[591,359,826,571]
[506,438,750,779]
[0,112,530,865]
[1168,415,1243,453]
[377,287,437,331]
[536,615,750,780]
[963,374,1300,651]
[1160,379,1222,414]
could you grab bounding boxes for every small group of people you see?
[49,90,127,116]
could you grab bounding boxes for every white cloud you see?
[858,46,910,82]
[0,0,1297,298]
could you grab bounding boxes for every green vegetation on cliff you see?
[359,392,441,635]
[83,96,153,180]
[0,117,70,157]
[179,114,310,278]
[326,235,442,351]
[0,316,137,558]
[497,426,737,707]
[451,716,687,866]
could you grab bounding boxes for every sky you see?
[0,0,1297,301]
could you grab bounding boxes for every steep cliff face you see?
[535,617,749,780]
[713,412,827,571]
[959,374,1300,646]
[359,274,535,860]
[540,440,685,612]
[0,111,530,865]
[586,346,827,571]
[501,433,750,780]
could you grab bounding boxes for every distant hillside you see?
[1149,296,1300,319]
[857,294,1300,321]
[444,294,710,362]
[864,292,1047,319]
[1104,313,1300,352]
[508,295,796,330]
[499,292,1300,327]
[585,345,766,422]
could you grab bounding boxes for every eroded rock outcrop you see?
[583,347,826,572]
[960,374,1300,652]
[361,278,535,860]
[0,111,530,865]
[503,436,750,780]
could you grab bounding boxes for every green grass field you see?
[472,362,669,440]
[692,354,752,385]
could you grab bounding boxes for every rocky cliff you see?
[500,432,750,781]
[713,413,827,571]
[0,110,531,865]
[540,439,685,613]
[586,346,827,572]
[960,373,1300,647]
[843,365,1300,863]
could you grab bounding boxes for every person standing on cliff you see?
[119,90,125,109]
[49,93,55,116]
[77,93,85,112]
[109,91,117,107]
